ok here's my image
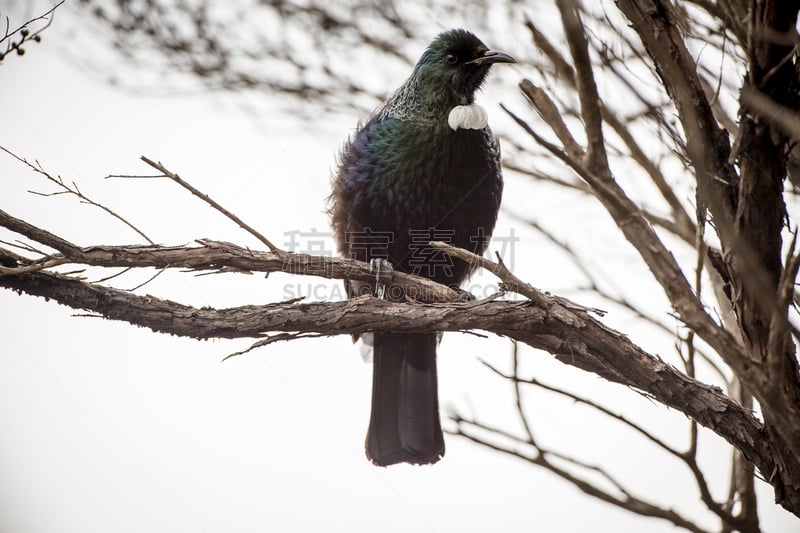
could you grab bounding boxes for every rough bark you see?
[1,245,797,514]
[616,0,800,509]
[4,0,800,525]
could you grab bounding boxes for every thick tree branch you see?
[503,103,753,389]
[2,253,791,515]
[521,19,696,244]
[0,209,461,304]
[613,0,800,485]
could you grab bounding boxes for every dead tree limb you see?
[1,243,793,514]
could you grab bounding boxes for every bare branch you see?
[428,239,605,315]
[481,358,742,528]
[524,18,575,82]
[0,250,780,505]
[222,331,324,361]
[504,99,753,380]
[556,0,609,171]
[1,146,154,244]
[512,342,537,445]
[519,79,584,159]
[450,416,711,533]
[5,2,800,524]
[0,210,461,303]
[137,156,279,252]
[741,86,800,140]
[0,0,64,62]
[600,110,696,244]
[0,256,69,275]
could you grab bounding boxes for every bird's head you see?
[413,29,515,111]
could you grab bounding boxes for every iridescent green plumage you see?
[329,28,513,466]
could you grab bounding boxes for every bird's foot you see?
[370,258,394,299]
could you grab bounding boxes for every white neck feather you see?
[448,103,488,130]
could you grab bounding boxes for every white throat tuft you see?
[448,103,488,131]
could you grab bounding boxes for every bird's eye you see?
[444,53,458,65]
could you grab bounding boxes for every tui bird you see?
[329,29,513,466]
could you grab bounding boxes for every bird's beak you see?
[467,50,516,66]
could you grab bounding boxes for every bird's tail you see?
[366,332,445,466]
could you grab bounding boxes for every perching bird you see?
[329,29,513,466]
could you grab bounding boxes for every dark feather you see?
[328,29,510,466]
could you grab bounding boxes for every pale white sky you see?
[0,3,797,532]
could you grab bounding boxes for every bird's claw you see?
[370,258,394,299]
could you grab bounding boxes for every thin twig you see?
[0,145,154,244]
[127,267,167,292]
[481,358,739,528]
[138,156,280,252]
[222,332,325,361]
[0,256,68,275]
[512,341,537,445]
[450,416,710,533]
[428,239,605,315]
[0,0,64,61]
[92,267,133,284]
